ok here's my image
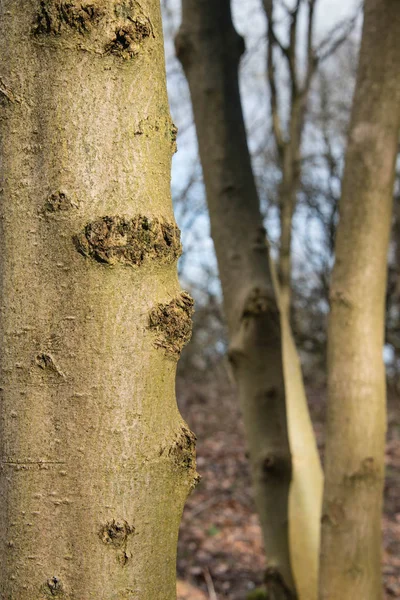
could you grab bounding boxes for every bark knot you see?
[260,451,292,482]
[148,292,194,357]
[73,215,182,267]
[347,457,381,483]
[171,123,178,153]
[36,353,65,378]
[99,519,135,565]
[242,287,277,318]
[45,190,78,213]
[42,577,64,597]
[100,519,134,548]
[162,425,199,488]
[33,0,153,58]
[321,499,346,528]
[105,17,151,58]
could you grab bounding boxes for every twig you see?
[203,568,218,600]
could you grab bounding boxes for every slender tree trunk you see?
[177,2,322,598]
[278,166,298,316]
[263,0,314,318]
[277,99,303,317]
[320,1,400,598]
[0,2,197,599]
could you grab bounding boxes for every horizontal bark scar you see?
[73,215,182,267]
[33,1,154,59]
[134,117,178,153]
[148,292,194,357]
[33,1,104,35]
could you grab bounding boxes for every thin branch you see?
[304,0,317,92]
[315,2,362,64]
[264,0,286,155]
[263,0,290,57]
[203,569,218,600]
[285,0,302,97]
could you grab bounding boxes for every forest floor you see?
[175,367,400,600]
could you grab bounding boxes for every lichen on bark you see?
[73,215,182,267]
[148,292,194,357]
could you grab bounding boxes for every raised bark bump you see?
[162,425,199,490]
[41,577,64,598]
[73,215,182,267]
[33,1,105,35]
[44,191,78,213]
[33,0,153,59]
[148,292,194,357]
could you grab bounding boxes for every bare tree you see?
[263,0,360,315]
[176,1,322,597]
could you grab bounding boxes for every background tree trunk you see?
[177,1,322,598]
[263,0,312,317]
[320,1,400,598]
[0,2,196,598]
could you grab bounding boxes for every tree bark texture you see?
[0,2,197,599]
[320,1,400,598]
[176,2,322,598]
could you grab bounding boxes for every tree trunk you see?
[0,2,197,599]
[176,1,322,598]
[320,1,400,598]
[277,163,298,317]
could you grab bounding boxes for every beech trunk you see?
[0,2,197,599]
[176,1,322,598]
[320,1,400,598]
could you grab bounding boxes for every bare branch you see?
[263,0,290,57]
[304,0,317,92]
[315,2,362,64]
[287,0,302,95]
[264,0,286,155]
